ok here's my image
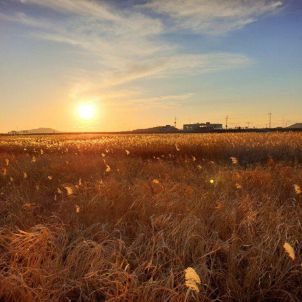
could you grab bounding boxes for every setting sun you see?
[77,103,95,120]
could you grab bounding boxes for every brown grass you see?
[0,132,302,301]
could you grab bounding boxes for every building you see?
[287,123,302,129]
[183,122,223,132]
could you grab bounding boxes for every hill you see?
[132,125,179,134]
[8,128,60,135]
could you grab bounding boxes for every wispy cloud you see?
[1,0,269,102]
[145,0,283,35]
[95,91,195,109]
[19,0,120,21]
[129,93,195,109]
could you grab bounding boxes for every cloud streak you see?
[145,0,283,35]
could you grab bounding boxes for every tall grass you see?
[0,133,302,301]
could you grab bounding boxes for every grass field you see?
[1,132,302,301]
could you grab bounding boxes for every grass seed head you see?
[184,267,201,293]
[64,186,73,196]
[105,164,111,173]
[230,156,238,164]
[283,242,295,260]
[2,168,7,176]
[294,184,301,195]
[235,183,242,189]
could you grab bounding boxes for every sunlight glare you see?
[77,103,96,120]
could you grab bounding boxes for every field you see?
[0,132,302,302]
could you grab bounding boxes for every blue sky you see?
[0,0,301,131]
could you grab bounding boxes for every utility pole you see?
[174,117,177,128]
[268,112,272,129]
[225,115,229,129]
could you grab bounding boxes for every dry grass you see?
[0,132,302,301]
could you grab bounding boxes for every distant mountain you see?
[8,128,60,134]
[132,125,179,134]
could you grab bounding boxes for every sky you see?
[0,0,302,132]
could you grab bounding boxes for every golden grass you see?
[0,132,302,301]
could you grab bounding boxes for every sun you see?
[77,103,95,120]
